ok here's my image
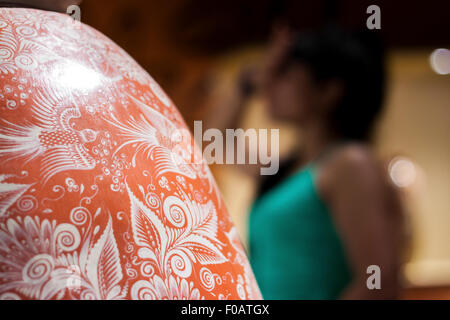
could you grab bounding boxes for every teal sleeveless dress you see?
[248,164,352,299]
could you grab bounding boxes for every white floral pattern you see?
[106,94,197,179]
[0,213,126,299]
[127,182,226,281]
[131,275,202,300]
[0,8,261,300]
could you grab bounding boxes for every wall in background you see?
[376,50,450,287]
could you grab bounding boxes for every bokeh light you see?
[430,48,450,75]
[389,156,417,188]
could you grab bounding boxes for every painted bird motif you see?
[0,85,98,184]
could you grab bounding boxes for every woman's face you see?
[265,64,323,124]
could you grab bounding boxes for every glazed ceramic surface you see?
[0,8,261,300]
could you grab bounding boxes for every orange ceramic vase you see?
[0,8,261,300]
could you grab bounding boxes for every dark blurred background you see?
[79,0,450,299]
[79,0,450,123]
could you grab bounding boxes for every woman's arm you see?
[317,145,404,299]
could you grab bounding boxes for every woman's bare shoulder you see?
[317,143,387,199]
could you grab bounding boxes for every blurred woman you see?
[218,27,404,299]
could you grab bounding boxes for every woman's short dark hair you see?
[282,27,386,141]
